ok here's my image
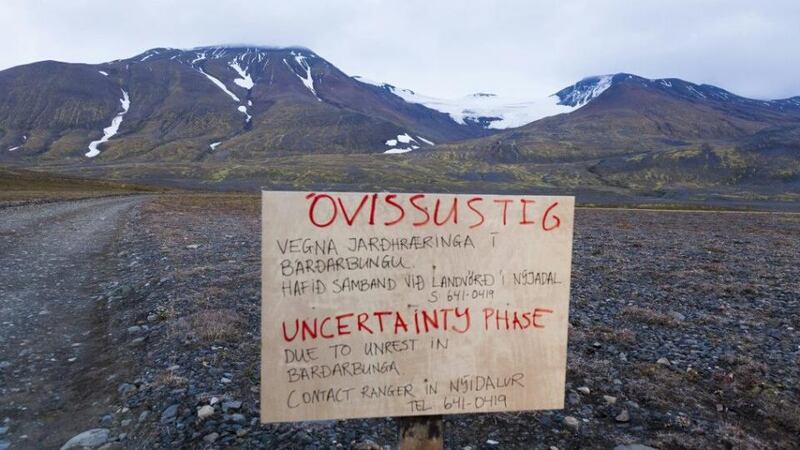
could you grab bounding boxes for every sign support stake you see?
[398,415,443,450]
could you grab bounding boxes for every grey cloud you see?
[1,0,798,99]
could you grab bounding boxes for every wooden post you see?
[398,415,443,450]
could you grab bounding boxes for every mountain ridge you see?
[0,45,798,205]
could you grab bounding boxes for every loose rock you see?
[197,405,214,420]
[160,404,179,424]
[563,416,580,431]
[60,428,110,449]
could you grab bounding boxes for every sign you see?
[261,191,574,423]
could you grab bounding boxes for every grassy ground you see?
[0,166,163,207]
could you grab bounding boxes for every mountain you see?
[445,73,800,161]
[430,73,800,201]
[0,46,490,163]
[0,46,797,205]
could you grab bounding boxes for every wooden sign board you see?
[261,191,574,423]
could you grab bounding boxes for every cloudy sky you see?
[2,0,799,99]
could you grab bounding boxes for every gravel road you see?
[0,196,148,449]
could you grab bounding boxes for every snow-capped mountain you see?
[0,45,486,162]
[355,72,800,131]
[2,44,800,167]
[554,73,800,113]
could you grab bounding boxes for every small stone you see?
[0,362,11,370]
[0,427,6,435]
[0,441,8,450]
[186,244,200,250]
[236,428,249,437]
[127,326,142,334]
[716,404,724,412]
[613,445,656,450]
[353,439,381,450]
[203,432,219,443]
[220,377,232,384]
[656,357,671,366]
[577,386,591,395]
[603,395,618,405]
[60,428,109,449]
[120,419,132,428]
[486,439,499,446]
[117,383,136,397]
[138,411,149,423]
[222,400,242,412]
[99,415,113,426]
[669,311,686,322]
[160,404,179,424]
[228,413,246,424]
[549,447,559,450]
[563,416,580,430]
[616,409,630,423]
[567,392,581,405]
[197,405,214,420]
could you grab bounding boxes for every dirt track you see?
[0,196,147,449]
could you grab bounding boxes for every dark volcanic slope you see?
[0,46,487,163]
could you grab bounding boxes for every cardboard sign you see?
[261,191,574,423]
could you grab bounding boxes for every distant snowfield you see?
[86,90,130,158]
[354,76,581,129]
[383,133,434,154]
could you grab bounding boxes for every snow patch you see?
[8,135,27,151]
[98,70,109,76]
[229,60,255,89]
[383,132,434,154]
[238,105,252,122]
[195,59,253,123]
[140,50,159,62]
[383,148,413,154]
[209,141,221,150]
[686,85,706,99]
[197,68,240,102]
[86,89,130,158]
[191,52,207,64]
[560,75,614,108]
[284,52,320,101]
